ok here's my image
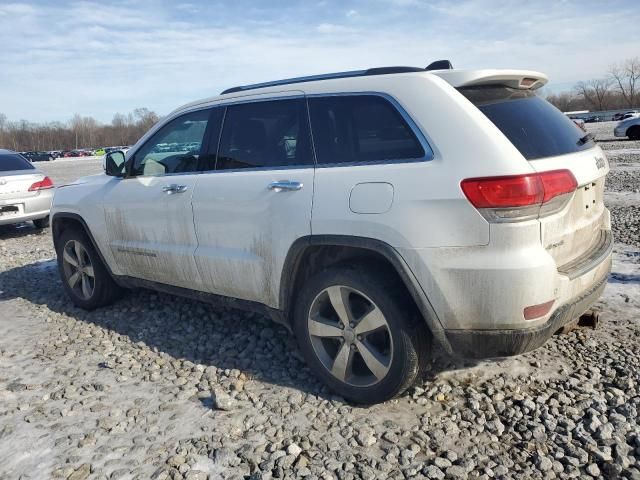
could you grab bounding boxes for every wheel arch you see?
[51,212,119,280]
[627,124,640,139]
[279,235,452,354]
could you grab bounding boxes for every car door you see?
[191,95,315,307]
[102,107,220,289]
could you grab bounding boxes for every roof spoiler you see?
[431,69,548,90]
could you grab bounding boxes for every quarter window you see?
[308,95,425,165]
[132,109,210,176]
[216,98,313,170]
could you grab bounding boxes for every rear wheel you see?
[56,227,123,309]
[628,126,640,140]
[293,265,430,404]
[33,216,49,229]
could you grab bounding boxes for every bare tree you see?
[574,78,613,111]
[546,91,580,112]
[609,57,640,108]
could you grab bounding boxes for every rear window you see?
[459,86,595,160]
[0,153,35,172]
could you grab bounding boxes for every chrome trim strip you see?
[557,229,613,280]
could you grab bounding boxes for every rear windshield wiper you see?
[577,133,594,146]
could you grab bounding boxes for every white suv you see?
[51,64,612,404]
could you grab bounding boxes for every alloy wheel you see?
[307,285,393,387]
[62,240,95,300]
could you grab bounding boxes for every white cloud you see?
[316,22,355,33]
[0,3,36,15]
[0,0,638,123]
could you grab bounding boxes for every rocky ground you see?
[1,122,639,479]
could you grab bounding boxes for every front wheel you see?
[293,265,430,404]
[56,227,123,310]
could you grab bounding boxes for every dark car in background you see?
[20,151,53,162]
[584,116,601,123]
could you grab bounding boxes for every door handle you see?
[162,184,188,195]
[268,180,303,192]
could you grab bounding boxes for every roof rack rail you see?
[220,65,431,95]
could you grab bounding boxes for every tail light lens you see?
[28,176,54,192]
[461,170,577,222]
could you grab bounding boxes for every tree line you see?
[0,108,160,152]
[546,57,640,113]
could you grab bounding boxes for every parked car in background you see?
[51,64,612,403]
[621,111,640,121]
[614,115,640,140]
[0,149,54,228]
[612,113,625,121]
[20,151,53,162]
[584,116,601,123]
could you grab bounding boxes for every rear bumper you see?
[444,257,610,359]
[0,190,53,225]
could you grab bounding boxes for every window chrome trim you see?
[129,91,435,177]
[306,91,435,166]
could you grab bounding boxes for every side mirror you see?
[104,151,126,177]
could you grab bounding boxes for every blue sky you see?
[0,0,638,123]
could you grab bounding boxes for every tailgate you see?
[529,147,610,268]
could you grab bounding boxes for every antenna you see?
[426,60,453,71]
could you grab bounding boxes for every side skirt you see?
[115,276,289,330]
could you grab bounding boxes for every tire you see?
[628,126,640,141]
[33,216,50,229]
[55,227,123,310]
[293,264,430,404]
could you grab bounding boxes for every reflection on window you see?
[132,109,209,176]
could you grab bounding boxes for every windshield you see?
[459,86,595,160]
[0,153,36,172]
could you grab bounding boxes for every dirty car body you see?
[50,65,612,403]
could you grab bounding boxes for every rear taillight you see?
[28,176,54,192]
[461,170,577,222]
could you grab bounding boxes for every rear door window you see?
[0,153,35,171]
[216,98,313,170]
[308,95,426,165]
[459,86,595,160]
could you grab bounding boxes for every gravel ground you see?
[1,127,639,480]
